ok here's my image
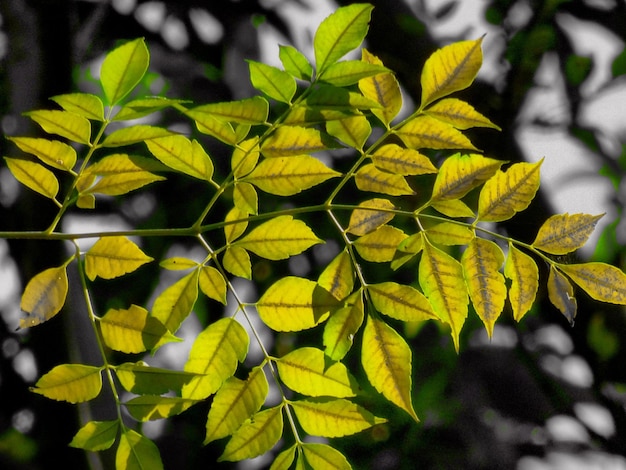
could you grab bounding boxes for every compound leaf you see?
[219,406,283,462]
[19,264,69,329]
[9,137,77,171]
[151,269,199,333]
[504,244,538,322]
[368,282,437,322]
[30,364,102,403]
[100,38,149,106]
[558,262,626,305]
[70,420,119,451]
[431,153,504,201]
[346,198,396,236]
[358,48,402,127]
[26,110,91,144]
[116,429,163,470]
[547,265,577,325]
[85,236,153,281]
[532,213,604,255]
[5,158,59,202]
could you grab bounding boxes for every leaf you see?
[223,246,252,279]
[182,318,249,400]
[85,236,153,281]
[504,244,538,322]
[424,98,500,130]
[81,154,166,196]
[368,282,437,322]
[100,304,178,353]
[346,198,396,236]
[317,249,355,301]
[113,96,189,121]
[244,155,341,196]
[301,443,352,470]
[558,262,626,305]
[362,314,419,421]
[324,293,364,361]
[9,137,77,171]
[199,266,227,305]
[370,144,437,176]
[248,61,297,103]
[461,238,507,338]
[314,3,373,74]
[19,264,69,329]
[257,276,339,331]
[116,429,163,470]
[124,395,197,421]
[25,110,91,144]
[236,216,323,260]
[115,362,199,395]
[277,347,359,398]
[420,38,483,108]
[160,257,198,270]
[320,60,388,87]
[219,406,283,462]
[233,182,258,215]
[547,265,577,325]
[101,125,177,147]
[100,38,149,106]
[4,158,59,201]
[69,420,119,451]
[205,366,268,444]
[232,137,260,178]
[395,115,477,151]
[419,242,468,352]
[532,213,604,255]
[145,135,214,181]
[425,222,475,246]
[478,160,543,222]
[354,163,415,196]
[431,199,475,218]
[279,45,313,81]
[431,152,504,201]
[358,48,402,127]
[51,93,105,121]
[261,126,334,158]
[353,225,407,262]
[185,108,237,145]
[192,97,269,124]
[326,114,371,150]
[151,269,199,333]
[224,207,249,243]
[304,84,382,111]
[271,445,297,470]
[30,364,102,403]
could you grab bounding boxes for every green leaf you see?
[304,84,383,111]
[279,45,313,81]
[100,304,178,353]
[424,98,500,130]
[420,38,483,108]
[101,125,177,147]
[362,314,419,421]
[346,198,396,236]
[277,347,359,398]
[558,262,626,305]
[261,126,334,158]
[232,137,260,178]
[478,160,543,222]
[270,445,297,470]
[431,152,504,201]
[19,264,69,329]
[9,137,77,171]
[81,154,166,196]
[4,158,59,202]
[358,48,402,127]
[431,199,475,218]
[191,97,269,124]
[354,163,415,196]
[370,144,437,176]
[69,420,119,451]
[199,265,227,305]
[185,108,237,145]
[124,395,198,421]
[219,406,284,462]
[224,207,249,244]
[115,362,199,395]
[100,38,149,106]
[145,135,214,181]
[182,318,249,400]
[223,246,252,279]
[25,110,91,144]
[368,282,437,322]
[160,257,198,270]
[51,93,105,121]
[326,114,371,150]
[504,244,539,322]
[248,61,297,103]
[257,276,339,331]
[85,236,153,281]
[291,398,386,437]
[547,265,577,325]
[317,249,355,301]
[151,269,199,333]
[244,155,341,196]
[301,443,352,470]
[236,216,323,260]
[532,213,604,255]
[461,238,507,338]
[353,225,407,262]
[205,366,268,444]
[320,60,388,87]
[116,429,163,470]
[395,115,477,151]
[314,3,373,74]
[323,294,364,361]
[30,364,102,403]
[113,96,189,121]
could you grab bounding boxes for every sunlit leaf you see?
[346,198,396,236]
[182,318,249,400]
[101,125,176,147]
[85,236,153,281]
[9,137,77,171]
[431,199,475,217]
[425,98,500,130]
[318,249,355,301]
[223,246,252,280]
[19,264,69,329]
[257,276,339,331]
[397,232,424,254]
[232,137,260,178]
[224,207,248,243]
[234,182,258,215]
[145,135,214,181]
[353,225,407,262]
[431,152,503,201]
[425,222,475,246]
[81,154,166,196]
[324,293,364,361]
[558,262,626,305]
[261,126,334,158]
[326,114,371,150]
[185,107,237,145]
[532,213,604,255]
[69,420,119,451]
[115,362,199,395]
[5,158,59,201]
[504,244,538,322]
[368,282,437,322]
[304,84,382,111]
[547,265,577,325]
[395,115,477,151]
[362,314,419,421]
[100,38,149,106]
[192,97,269,124]
[270,445,297,470]
[279,45,313,81]
[205,366,268,444]
[26,110,91,144]
[51,93,105,121]
[116,429,163,470]
[219,406,283,462]
[113,96,189,121]
[160,257,198,270]
[320,60,388,86]
[355,163,414,196]
[199,266,227,305]
[124,395,198,421]
[248,61,297,103]
[30,364,102,403]
[151,269,199,333]
[358,48,402,127]
[301,443,352,470]
[370,144,437,176]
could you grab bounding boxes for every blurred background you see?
[1,0,626,468]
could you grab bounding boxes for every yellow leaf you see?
[368,282,437,322]
[301,443,351,470]
[425,222,475,246]
[420,38,483,108]
[100,38,149,106]
[271,445,297,470]
[69,420,118,451]
[291,398,386,437]
[504,244,538,322]
[5,158,59,201]
[326,114,371,150]
[185,108,237,145]
[116,429,162,470]
[219,406,283,462]
[233,182,258,215]
[81,154,166,196]
[547,265,577,325]
[425,98,501,130]
[431,153,504,201]
[319,60,388,87]
[358,48,402,127]
[346,198,396,236]
[224,207,248,243]
[85,236,153,281]
[395,115,477,150]
[26,110,91,144]
[31,364,102,403]
[257,277,339,331]
[205,366,268,444]
[51,93,105,121]
[419,242,468,352]
[9,137,77,171]
[353,225,407,262]
[115,362,199,395]
[191,97,269,124]
[532,213,604,255]
[182,318,249,400]
[236,216,323,260]
[261,126,332,158]
[355,163,415,196]
[159,257,198,270]
[558,262,626,305]
[277,347,359,398]
[19,265,69,329]
[323,293,364,361]
[244,155,341,196]
[370,143,437,175]
[397,232,424,254]
[232,137,260,178]
[223,246,252,279]
[461,238,507,338]
[478,159,543,222]
[199,266,227,305]
[151,269,199,333]
[317,249,355,301]
[124,395,198,421]
[101,124,176,147]
[431,199,475,218]
[145,135,214,181]
[362,314,419,421]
